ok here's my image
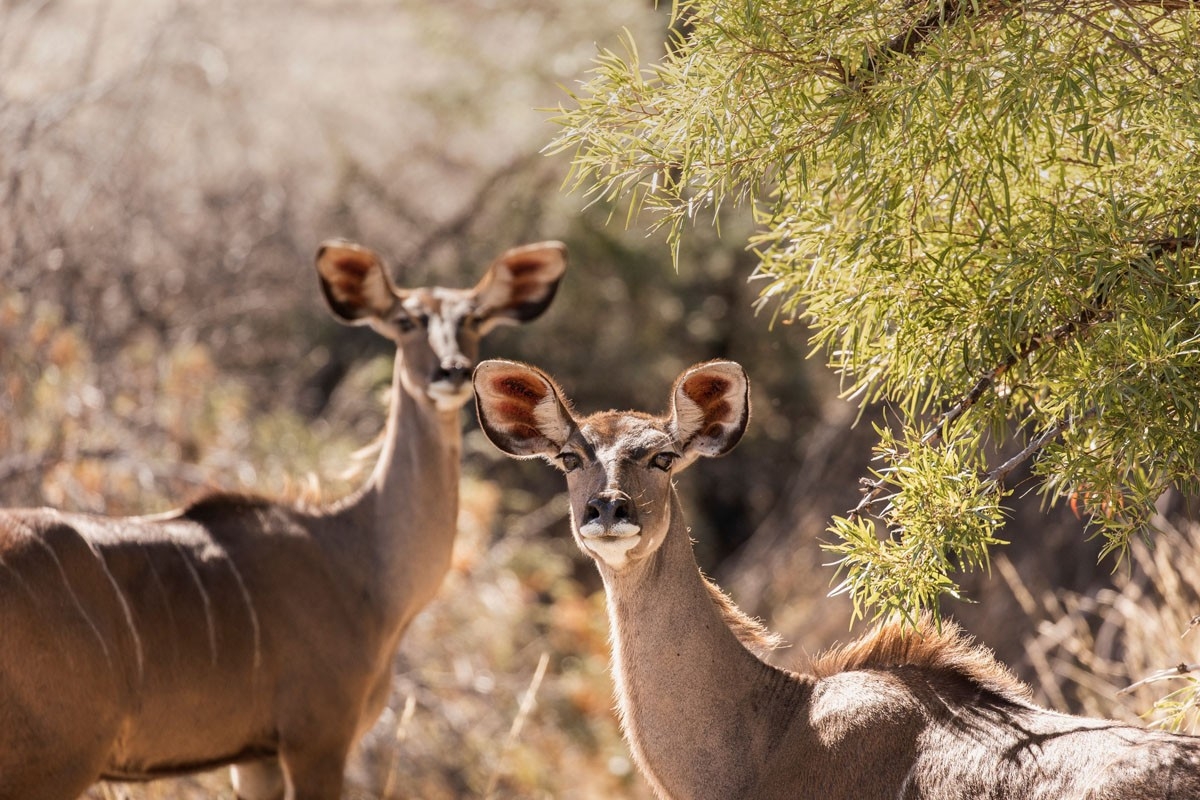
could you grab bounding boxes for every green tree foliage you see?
[551,0,1200,620]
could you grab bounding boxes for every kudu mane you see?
[179,490,323,521]
[179,441,379,514]
[810,614,1033,704]
[705,577,1029,704]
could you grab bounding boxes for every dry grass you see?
[1000,515,1200,731]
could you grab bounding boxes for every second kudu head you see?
[473,359,749,570]
[316,240,567,411]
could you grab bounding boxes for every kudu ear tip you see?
[504,241,568,275]
[683,360,748,386]
[472,359,547,397]
[474,358,523,376]
[315,238,359,260]
[315,241,383,283]
[519,239,567,254]
[472,360,504,386]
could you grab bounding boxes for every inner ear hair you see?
[671,361,749,457]
[474,360,575,457]
[475,242,567,325]
[315,240,399,323]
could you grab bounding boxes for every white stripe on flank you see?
[29,536,115,671]
[28,537,114,671]
[174,542,218,666]
[81,536,145,682]
[224,553,262,672]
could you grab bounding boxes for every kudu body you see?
[474,358,1200,800]
[0,240,565,800]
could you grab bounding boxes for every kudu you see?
[474,358,1200,800]
[0,240,565,800]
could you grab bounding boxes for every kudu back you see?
[474,357,1200,800]
[0,240,565,800]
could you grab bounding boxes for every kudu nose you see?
[585,494,632,527]
[432,361,471,387]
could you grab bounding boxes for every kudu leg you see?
[232,758,286,800]
[278,741,350,800]
[232,750,345,800]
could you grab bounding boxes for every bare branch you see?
[483,651,551,799]
[985,410,1094,486]
[1119,663,1200,695]
[922,306,1111,448]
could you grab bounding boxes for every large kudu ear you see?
[473,242,567,333]
[669,361,750,466]
[473,359,575,459]
[315,240,400,325]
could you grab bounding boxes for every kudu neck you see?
[369,353,463,496]
[601,492,802,800]
[350,350,463,621]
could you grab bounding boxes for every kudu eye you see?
[650,452,678,472]
[558,452,582,473]
[395,312,429,334]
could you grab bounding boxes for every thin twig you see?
[985,411,1093,486]
[1119,663,1200,695]
[0,447,123,482]
[848,476,889,520]
[380,692,418,800]
[921,307,1110,449]
[483,651,551,800]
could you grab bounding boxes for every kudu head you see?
[316,240,567,411]
[474,359,749,570]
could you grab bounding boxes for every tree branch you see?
[985,410,1094,486]
[882,0,968,61]
[921,304,1111,449]
[856,0,1198,89]
[847,224,1200,519]
[857,0,980,88]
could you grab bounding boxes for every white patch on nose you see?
[427,381,473,410]
[578,521,642,569]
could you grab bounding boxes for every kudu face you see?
[317,240,567,411]
[473,359,749,570]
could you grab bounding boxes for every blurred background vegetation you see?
[1,0,1197,798]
